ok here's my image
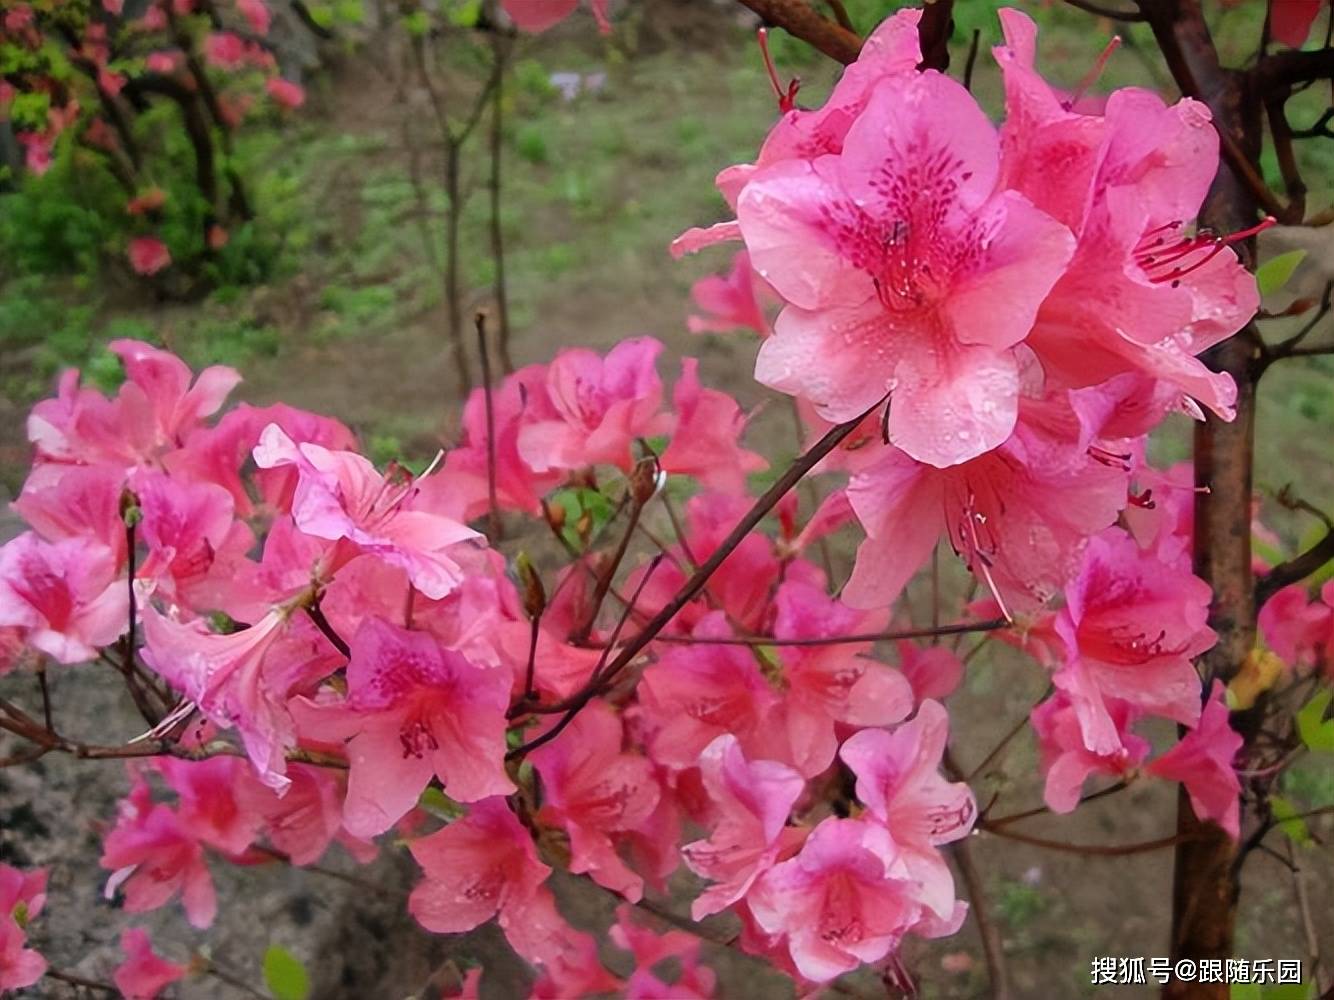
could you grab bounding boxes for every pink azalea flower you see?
[687,250,771,336]
[265,77,305,109]
[145,51,178,74]
[839,700,975,920]
[114,928,188,999]
[636,611,786,770]
[128,236,171,276]
[408,797,550,934]
[0,532,127,663]
[772,581,913,776]
[516,337,672,473]
[1271,0,1323,47]
[204,31,246,68]
[10,464,126,564]
[237,0,271,35]
[844,392,1129,612]
[1050,529,1214,755]
[155,757,261,856]
[897,640,964,703]
[1259,582,1333,668]
[511,889,621,997]
[1147,681,1243,838]
[659,358,766,494]
[233,761,350,865]
[140,605,296,791]
[681,734,805,919]
[293,617,512,836]
[611,904,718,998]
[502,0,609,34]
[0,864,47,993]
[439,364,564,519]
[101,778,217,928]
[1030,691,1149,813]
[253,423,480,600]
[747,817,918,983]
[739,70,1074,468]
[530,702,660,900]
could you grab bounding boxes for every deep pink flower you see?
[265,77,305,109]
[0,864,47,993]
[101,778,217,928]
[254,423,480,599]
[844,392,1129,612]
[1147,681,1243,838]
[897,640,964,703]
[293,617,513,837]
[517,337,672,473]
[155,757,260,856]
[530,702,660,900]
[509,889,621,997]
[772,581,913,776]
[687,250,771,336]
[129,236,171,276]
[204,31,246,68]
[237,0,271,35]
[659,358,766,494]
[0,532,127,663]
[1271,0,1323,47]
[1030,692,1148,813]
[747,817,918,983]
[636,612,785,770]
[1050,529,1213,754]
[408,797,550,934]
[839,700,975,920]
[739,69,1074,468]
[681,735,805,919]
[1259,582,1333,668]
[114,928,188,999]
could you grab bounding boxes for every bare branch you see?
[733,0,863,65]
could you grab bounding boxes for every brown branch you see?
[305,601,351,658]
[951,837,1011,1000]
[917,0,955,72]
[1065,0,1145,20]
[637,617,1009,649]
[732,0,863,65]
[1266,91,1308,220]
[978,824,1198,856]
[1256,530,1334,605]
[475,312,502,540]
[1253,46,1334,94]
[1265,280,1333,361]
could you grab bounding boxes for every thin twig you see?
[45,968,118,995]
[1064,0,1145,20]
[951,836,1011,1000]
[305,601,351,659]
[977,825,1198,856]
[475,311,503,540]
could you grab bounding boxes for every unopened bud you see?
[630,457,659,505]
[515,552,546,619]
[544,501,566,532]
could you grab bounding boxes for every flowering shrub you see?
[0,0,307,281]
[1,3,1331,997]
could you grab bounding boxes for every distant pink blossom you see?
[1147,681,1243,838]
[128,236,171,276]
[145,51,178,74]
[266,77,305,109]
[517,337,672,473]
[237,0,271,35]
[204,31,246,69]
[687,250,770,335]
[114,928,188,999]
[293,617,513,837]
[1258,582,1333,669]
[502,0,609,34]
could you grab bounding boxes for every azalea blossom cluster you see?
[0,0,305,275]
[0,5,1287,996]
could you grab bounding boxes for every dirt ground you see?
[3,1,1334,997]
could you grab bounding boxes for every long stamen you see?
[1138,216,1276,286]
[1065,36,1121,110]
[757,27,799,113]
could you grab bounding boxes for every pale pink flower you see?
[128,236,171,276]
[0,864,47,993]
[292,617,513,837]
[772,581,913,776]
[517,337,672,473]
[659,358,766,494]
[1147,681,1243,838]
[253,423,480,600]
[1030,692,1148,813]
[101,779,217,928]
[114,928,187,1000]
[233,761,350,865]
[681,734,805,919]
[0,532,127,663]
[513,889,621,997]
[740,70,1074,468]
[530,702,660,901]
[140,606,295,791]
[747,817,918,983]
[687,250,771,336]
[408,797,550,934]
[839,700,975,920]
[1050,529,1213,755]
[11,455,125,561]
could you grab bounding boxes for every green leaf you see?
[417,786,464,822]
[263,946,310,1000]
[1256,250,1306,297]
[1231,985,1262,1000]
[1296,688,1334,753]
[402,9,431,36]
[445,0,482,26]
[1270,794,1312,846]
